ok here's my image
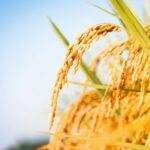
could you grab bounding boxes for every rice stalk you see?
[69,81,150,93]
[90,3,119,17]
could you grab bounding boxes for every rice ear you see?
[49,23,121,128]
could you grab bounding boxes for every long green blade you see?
[69,81,150,93]
[91,3,118,17]
[110,0,150,55]
[48,18,69,48]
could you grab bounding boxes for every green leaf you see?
[110,0,150,55]
[69,81,106,90]
[115,108,121,117]
[69,81,150,93]
[91,3,118,17]
[48,18,69,48]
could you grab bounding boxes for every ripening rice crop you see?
[38,1,150,150]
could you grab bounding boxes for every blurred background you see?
[0,0,146,149]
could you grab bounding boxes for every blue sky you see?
[0,0,145,149]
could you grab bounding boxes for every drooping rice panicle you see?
[49,18,102,88]
[49,23,121,128]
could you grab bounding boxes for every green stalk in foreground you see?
[49,18,104,97]
[69,81,150,93]
[110,0,150,55]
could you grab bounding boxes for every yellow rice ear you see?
[49,23,121,129]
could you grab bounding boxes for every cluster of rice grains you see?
[39,23,150,150]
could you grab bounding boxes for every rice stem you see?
[69,81,150,93]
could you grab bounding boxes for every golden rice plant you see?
[38,1,150,150]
